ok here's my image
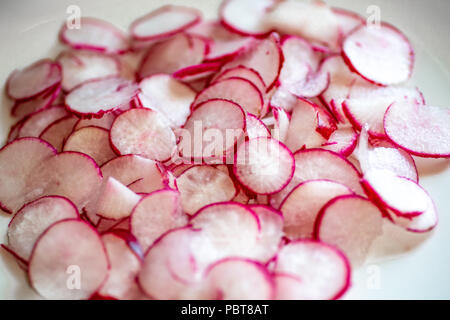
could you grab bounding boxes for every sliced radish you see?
[6,59,62,100]
[65,76,138,117]
[177,165,236,215]
[211,66,266,94]
[7,196,79,261]
[39,116,78,152]
[110,108,176,162]
[138,74,195,128]
[342,24,414,85]
[59,17,129,54]
[57,50,120,91]
[388,202,438,233]
[273,273,306,300]
[28,219,109,299]
[130,189,187,251]
[130,5,201,41]
[63,126,116,165]
[321,127,358,156]
[74,112,116,131]
[384,102,450,158]
[234,137,294,195]
[173,62,222,82]
[17,106,68,138]
[179,99,246,161]
[11,85,61,119]
[246,113,271,139]
[280,180,353,239]
[333,7,364,43]
[274,240,350,300]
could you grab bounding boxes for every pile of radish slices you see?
[1,0,449,300]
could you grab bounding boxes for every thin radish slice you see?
[74,112,116,131]
[57,50,120,91]
[130,189,187,251]
[219,0,276,36]
[270,148,363,209]
[138,74,196,128]
[333,7,364,42]
[202,258,274,300]
[17,106,68,138]
[98,233,143,300]
[288,68,330,99]
[211,66,266,94]
[270,86,299,112]
[28,219,109,299]
[314,195,384,266]
[388,201,438,233]
[273,273,307,300]
[234,137,294,195]
[0,138,56,213]
[130,5,201,41]
[173,62,222,82]
[280,180,353,239]
[6,119,24,143]
[6,59,62,100]
[322,127,358,156]
[59,17,129,54]
[179,99,246,161]
[246,113,271,139]
[274,240,351,300]
[39,116,78,152]
[110,108,176,162]
[342,24,414,85]
[65,76,139,117]
[194,77,264,116]
[7,196,79,261]
[177,165,236,215]
[384,102,450,158]
[11,85,61,119]
[63,126,116,165]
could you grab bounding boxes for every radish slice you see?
[342,24,414,85]
[314,195,384,266]
[130,5,201,41]
[138,74,195,128]
[17,106,68,138]
[179,99,246,161]
[173,62,222,82]
[39,116,78,152]
[98,233,143,300]
[177,165,236,215]
[212,66,266,94]
[322,127,358,156]
[280,180,353,239]
[59,17,129,54]
[57,50,120,91]
[333,7,364,42]
[65,76,138,117]
[130,189,187,251]
[274,240,351,300]
[110,108,176,162]
[7,196,79,261]
[388,202,438,233]
[219,0,276,36]
[63,126,116,165]
[273,273,307,300]
[384,102,450,158]
[11,85,61,119]
[246,114,271,139]
[74,112,116,131]
[6,59,62,100]
[202,258,274,300]
[234,137,295,195]
[28,219,109,299]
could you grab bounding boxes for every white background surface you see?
[0,0,449,299]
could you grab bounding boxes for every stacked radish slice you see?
[1,1,449,300]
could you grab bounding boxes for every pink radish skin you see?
[321,127,358,157]
[173,62,222,82]
[11,84,61,119]
[211,66,266,94]
[7,196,79,261]
[387,203,438,233]
[39,116,78,152]
[130,5,202,41]
[74,112,116,131]
[28,219,109,300]
[234,137,295,195]
[17,106,68,139]
[274,240,351,300]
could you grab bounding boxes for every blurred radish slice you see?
[384,102,450,158]
[270,86,299,112]
[130,5,201,41]
[179,99,246,160]
[288,69,330,99]
[234,137,294,195]
[342,24,414,85]
[98,233,143,300]
[65,76,138,117]
[138,74,195,128]
[0,138,56,213]
[28,219,109,299]
[11,85,61,119]
[274,240,350,300]
[74,112,116,131]
[314,195,383,266]
[173,62,222,82]
[321,127,358,157]
[212,66,266,94]
[6,59,62,100]
[57,50,120,91]
[63,126,116,165]
[130,189,187,251]
[220,0,276,36]
[280,180,353,239]
[110,108,176,162]
[177,166,236,215]
[388,201,438,233]
[246,114,270,139]
[194,77,264,116]
[202,258,274,300]
[39,116,78,152]
[7,196,79,261]
[18,106,68,138]
[271,106,290,143]
[59,17,129,54]
[332,7,364,41]
[273,273,306,300]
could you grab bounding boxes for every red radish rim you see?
[11,84,61,118]
[1,244,29,267]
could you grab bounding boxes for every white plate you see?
[0,0,449,300]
